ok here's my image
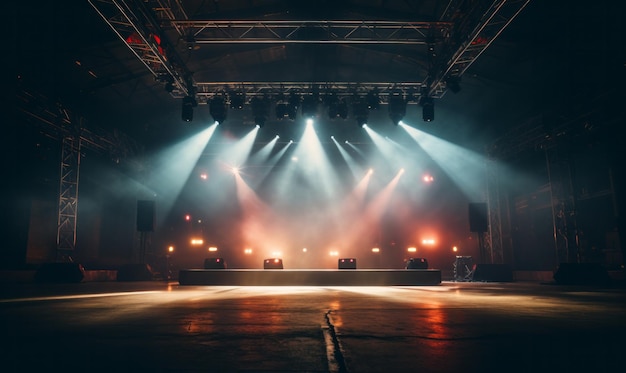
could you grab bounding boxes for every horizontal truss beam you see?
[190,82,427,102]
[173,20,452,44]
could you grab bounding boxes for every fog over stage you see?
[148,111,493,273]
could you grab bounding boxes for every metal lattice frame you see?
[18,87,142,262]
[486,157,504,264]
[89,0,530,100]
[57,135,81,260]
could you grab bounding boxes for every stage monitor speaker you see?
[472,264,513,282]
[136,200,155,232]
[468,202,488,232]
[264,258,284,269]
[406,257,429,269]
[338,258,357,269]
[117,263,154,281]
[553,263,611,286]
[34,263,85,283]
[204,257,227,269]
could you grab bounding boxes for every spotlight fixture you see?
[301,95,319,120]
[420,96,434,122]
[287,93,300,120]
[181,95,197,122]
[388,93,406,125]
[275,103,288,120]
[328,97,348,119]
[209,96,227,124]
[229,91,245,109]
[366,89,380,110]
[353,99,369,127]
[251,96,270,127]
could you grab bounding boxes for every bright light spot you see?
[232,167,239,174]
[190,238,204,245]
[289,140,293,144]
[200,172,208,180]
[372,247,380,253]
[423,174,434,182]
[361,123,367,128]
[197,219,202,223]
[291,156,298,162]
[452,246,458,252]
[306,118,314,126]
[345,140,349,144]
[244,248,253,254]
[274,258,280,263]
[208,246,218,252]
[330,135,335,139]
[422,239,436,245]
[368,168,373,174]
[407,247,417,253]
[185,214,191,221]
[275,134,280,139]
[168,246,174,253]
[399,168,405,174]
[255,124,260,129]
[329,251,339,257]
[302,248,308,253]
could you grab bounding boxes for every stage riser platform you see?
[178,269,441,286]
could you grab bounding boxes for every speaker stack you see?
[34,263,86,283]
[263,258,284,269]
[204,258,227,269]
[406,258,429,269]
[338,258,357,269]
[553,263,611,286]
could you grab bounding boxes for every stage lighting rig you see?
[366,89,380,110]
[287,93,301,120]
[301,94,319,120]
[420,96,434,122]
[251,96,270,127]
[181,95,197,122]
[388,93,407,125]
[209,96,228,124]
[353,98,369,127]
[229,91,245,109]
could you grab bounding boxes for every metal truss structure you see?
[17,87,142,261]
[89,0,530,103]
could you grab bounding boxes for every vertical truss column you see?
[545,146,578,265]
[486,157,503,264]
[57,135,81,262]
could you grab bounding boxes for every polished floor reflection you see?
[1,281,625,372]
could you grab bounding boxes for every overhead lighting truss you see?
[89,0,530,107]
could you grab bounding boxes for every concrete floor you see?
[1,280,625,372]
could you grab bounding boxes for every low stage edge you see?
[178,269,442,286]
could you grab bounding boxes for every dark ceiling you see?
[12,0,626,153]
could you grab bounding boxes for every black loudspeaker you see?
[553,263,611,286]
[117,263,154,281]
[136,200,155,232]
[263,258,284,269]
[406,257,429,269]
[34,263,85,283]
[472,264,513,282]
[204,258,227,269]
[338,258,357,269]
[468,202,488,232]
